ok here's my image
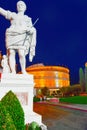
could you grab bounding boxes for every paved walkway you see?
[59,103,87,111]
[45,102,87,112]
[34,102,87,130]
[38,101,87,112]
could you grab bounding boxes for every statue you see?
[0,1,37,74]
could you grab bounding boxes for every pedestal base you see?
[0,74,42,125]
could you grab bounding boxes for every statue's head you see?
[3,55,7,59]
[17,1,27,12]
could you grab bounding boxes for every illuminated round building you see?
[26,64,70,93]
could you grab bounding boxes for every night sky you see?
[0,0,87,85]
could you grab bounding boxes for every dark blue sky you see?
[0,0,87,84]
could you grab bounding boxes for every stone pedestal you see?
[0,74,42,125]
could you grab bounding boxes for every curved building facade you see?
[26,64,70,89]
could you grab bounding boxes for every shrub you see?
[47,95,54,98]
[33,96,40,102]
[28,121,41,130]
[0,102,16,130]
[1,90,25,130]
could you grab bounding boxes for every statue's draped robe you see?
[5,11,36,57]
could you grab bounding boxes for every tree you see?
[71,84,82,96]
[60,85,81,97]
[84,65,87,92]
[79,67,85,92]
[41,87,50,96]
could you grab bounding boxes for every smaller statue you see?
[1,55,10,73]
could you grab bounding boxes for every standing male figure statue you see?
[0,0,36,74]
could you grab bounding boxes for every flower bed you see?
[49,98,59,103]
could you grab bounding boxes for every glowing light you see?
[26,65,70,89]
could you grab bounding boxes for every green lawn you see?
[59,96,87,104]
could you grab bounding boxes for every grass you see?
[59,96,87,104]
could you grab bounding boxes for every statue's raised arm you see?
[0,1,37,74]
[0,7,8,18]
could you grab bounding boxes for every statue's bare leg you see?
[8,49,16,74]
[18,49,27,74]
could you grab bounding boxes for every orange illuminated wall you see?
[26,65,70,89]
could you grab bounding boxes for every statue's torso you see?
[6,11,32,33]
